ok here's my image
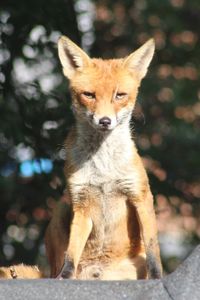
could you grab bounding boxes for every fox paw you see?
[56,260,75,279]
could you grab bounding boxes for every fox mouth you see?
[99,126,112,131]
[90,122,114,132]
[93,122,113,132]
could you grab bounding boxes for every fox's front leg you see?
[130,189,162,279]
[57,207,93,279]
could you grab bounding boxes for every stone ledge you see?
[0,245,199,300]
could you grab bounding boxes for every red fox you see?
[45,36,162,280]
[0,264,42,279]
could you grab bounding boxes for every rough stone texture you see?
[0,245,199,300]
[0,279,170,300]
[163,245,200,300]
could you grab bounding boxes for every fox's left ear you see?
[123,39,155,80]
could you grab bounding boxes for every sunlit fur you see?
[0,264,43,279]
[45,37,162,280]
[70,58,139,131]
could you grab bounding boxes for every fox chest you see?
[68,145,139,203]
[67,124,140,199]
[67,143,140,252]
[68,148,139,200]
[68,154,140,256]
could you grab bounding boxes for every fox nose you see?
[99,117,111,127]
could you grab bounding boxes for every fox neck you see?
[75,115,133,154]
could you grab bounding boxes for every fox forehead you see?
[70,58,139,93]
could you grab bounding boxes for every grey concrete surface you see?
[0,245,199,300]
[163,245,200,300]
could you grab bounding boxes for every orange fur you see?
[45,36,162,280]
[0,264,43,279]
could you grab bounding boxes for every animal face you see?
[58,37,155,131]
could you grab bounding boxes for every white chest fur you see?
[68,122,140,196]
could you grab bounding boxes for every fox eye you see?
[115,93,127,100]
[82,92,95,99]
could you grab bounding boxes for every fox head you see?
[58,36,155,131]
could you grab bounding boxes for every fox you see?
[0,264,42,279]
[45,36,163,280]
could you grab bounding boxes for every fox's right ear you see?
[58,36,91,79]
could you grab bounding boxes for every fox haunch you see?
[0,264,43,279]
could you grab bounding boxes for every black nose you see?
[99,117,111,127]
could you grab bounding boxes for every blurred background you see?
[0,0,200,275]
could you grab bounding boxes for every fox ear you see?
[58,36,91,79]
[123,39,155,80]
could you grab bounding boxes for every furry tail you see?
[0,264,43,279]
